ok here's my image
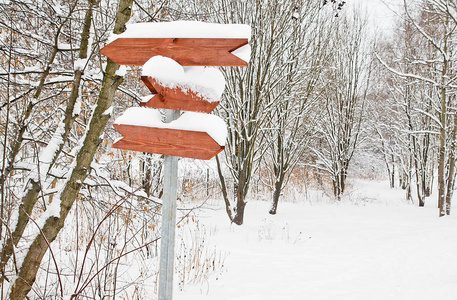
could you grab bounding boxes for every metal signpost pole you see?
[158,109,180,300]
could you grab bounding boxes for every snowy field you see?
[175,180,457,300]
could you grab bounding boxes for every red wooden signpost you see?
[101,20,250,300]
[101,38,248,66]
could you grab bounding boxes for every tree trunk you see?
[425,186,431,197]
[0,180,39,271]
[425,157,434,197]
[437,28,449,217]
[415,167,425,207]
[232,172,247,225]
[232,191,246,225]
[438,132,446,215]
[406,182,412,202]
[0,2,94,279]
[444,112,457,215]
[332,166,348,201]
[418,189,425,207]
[269,176,284,215]
[389,157,395,188]
[400,170,409,190]
[386,167,393,188]
[340,169,347,195]
[437,85,447,216]
[391,156,395,188]
[445,163,454,215]
[142,154,153,197]
[216,155,233,222]
[333,175,341,201]
[10,1,133,298]
[0,21,61,254]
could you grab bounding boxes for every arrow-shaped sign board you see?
[140,76,219,113]
[101,21,250,67]
[102,38,248,67]
[113,124,224,160]
[112,107,227,160]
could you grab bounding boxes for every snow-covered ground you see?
[175,180,457,300]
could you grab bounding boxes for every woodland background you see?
[0,0,456,299]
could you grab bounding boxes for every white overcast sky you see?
[351,0,403,34]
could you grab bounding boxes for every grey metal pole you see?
[158,109,180,300]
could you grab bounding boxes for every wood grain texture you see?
[100,38,248,66]
[113,124,224,160]
[140,77,219,113]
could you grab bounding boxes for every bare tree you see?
[200,0,347,221]
[265,7,332,215]
[209,0,313,224]
[311,10,372,200]
[378,0,457,215]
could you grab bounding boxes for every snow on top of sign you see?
[183,66,226,100]
[142,56,226,102]
[142,56,186,84]
[231,44,251,63]
[115,107,162,127]
[110,21,251,42]
[114,107,227,146]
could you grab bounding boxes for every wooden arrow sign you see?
[101,38,248,67]
[140,76,219,113]
[112,124,225,160]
